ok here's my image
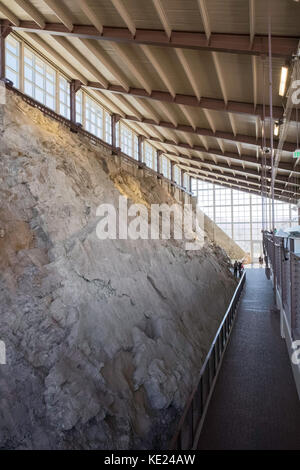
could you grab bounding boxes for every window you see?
[234,223,251,241]
[197,188,214,207]
[85,95,103,138]
[24,47,55,110]
[174,166,181,185]
[232,190,250,205]
[203,206,214,220]
[76,90,83,124]
[191,178,198,196]
[133,135,139,160]
[144,142,154,168]
[215,187,231,206]
[5,36,20,88]
[153,151,158,172]
[4,36,193,203]
[215,205,232,224]
[252,203,262,222]
[183,173,189,189]
[116,121,120,147]
[59,76,70,118]
[194,179,296,261]
[120,123,133,156]
[162,156,170,178]
[232,204,250,223]
[218,223,233,238]
[104,111,112,144]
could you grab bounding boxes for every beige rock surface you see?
[0,89,237,449]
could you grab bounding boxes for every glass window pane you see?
[5,37,20,88]
[6,69,18,86]
[46,95,55,110]
[24,65,33,81]
[35,87,44,103]
[35,72,44,88]
[6,53,18,71]
[24,80,33,96]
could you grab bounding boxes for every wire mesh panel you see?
[282,254,291,323]
[263,232,300,338]
[290,253,300,339]
[275,243,282,294]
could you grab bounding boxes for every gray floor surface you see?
[197,268,300,450]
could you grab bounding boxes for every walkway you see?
[197,268,300,450]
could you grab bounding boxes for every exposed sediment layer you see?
[0,89,237,449]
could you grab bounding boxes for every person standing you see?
[233,260,238,277]
[238,261,243,278]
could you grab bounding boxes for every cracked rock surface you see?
[0,90,236,449]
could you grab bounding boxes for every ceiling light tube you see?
[279,66,288,97]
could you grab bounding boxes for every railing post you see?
[70,79,81,125]
[0,20,11,80]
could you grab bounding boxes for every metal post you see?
[181,169,185,188]
[250,194,253,262]
[156,149,162,174]
[0,32,4,80]
[0,20,11,80]
[268,4,277,290]
[170,160,174,182]
[138,135,144,163]
[111,114,120,152]
[268,5,275,233]
[70,79,81,124]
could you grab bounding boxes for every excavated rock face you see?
[0,89,236,450]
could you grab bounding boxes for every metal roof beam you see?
[87,82,286,120]
[11,22,299,58]
[121,113,296,153]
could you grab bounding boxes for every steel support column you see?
[138,135,145,163]
[70,79,81,124]
[156,149,162,174]
[170,160,175,182]
[111,113,121,152]
[0,20,12,80]
[181,169,185,188]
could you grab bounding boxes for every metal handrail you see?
[169,271,246,450]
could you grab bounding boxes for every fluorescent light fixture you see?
[279,66,288,96]
[274,123,279,136]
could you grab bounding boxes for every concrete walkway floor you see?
[197,268,300,450]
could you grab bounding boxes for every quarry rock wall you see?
[0,89,237,449]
